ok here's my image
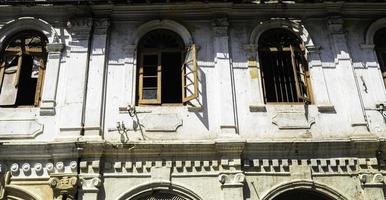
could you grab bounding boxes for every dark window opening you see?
[161,52,182,103]
[374,27,386,88]
[137,29,185,105]
[15,55,37,105]
[272,189,333,200]
[258,28,311,103]
[0,30,47,107]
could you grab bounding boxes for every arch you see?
[116,181,203,200]
[249,19,315,49]
[364,18,386,46]
[4,185,41,200]
[261,180,348,200]
[131,20,193,46]
[0,17,58,50]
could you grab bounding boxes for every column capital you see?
[79,176,102,192]
[218,173,245,187]
[328,16,345,34]
[49,175,78,200]
[94,18,110,35]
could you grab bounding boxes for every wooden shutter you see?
[139,53,161,104]
[181,44,198,103]
[290,45,310,102]
[0,55,21,106]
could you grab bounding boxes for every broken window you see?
[374,27,386,88]
[0,31,47,107]
[137,29,198,105]
[258,28,312,103]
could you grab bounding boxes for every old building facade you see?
[0,0,386,199]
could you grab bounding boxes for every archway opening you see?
[272,189,333,200]
[136,29,185,105]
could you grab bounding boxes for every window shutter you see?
[290,45,310,102]
[0,55,21,106]
[181,43,199,103]
[139,53,161,105]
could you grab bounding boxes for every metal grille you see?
[134,190,188,200]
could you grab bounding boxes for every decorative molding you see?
[0,119,43,139]
[272,111,315,129]
[242,157,379,175]
[102,158,245,174]
[249,18,315,49]
[0,17,59,46]
[131,19,193,46]
[7,161,78,177]
[141,113,182,132]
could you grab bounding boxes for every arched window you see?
[272,189,333,200]
[258,28,312,103]
[374,27,386,88]
[137,29,198,105]
[0,30,47,106]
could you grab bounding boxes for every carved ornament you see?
[49,176,77,200]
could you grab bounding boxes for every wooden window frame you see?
[138,52,162,105]
[0,31,47,107]
[259,44,312,104]
[137,44,199,106]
